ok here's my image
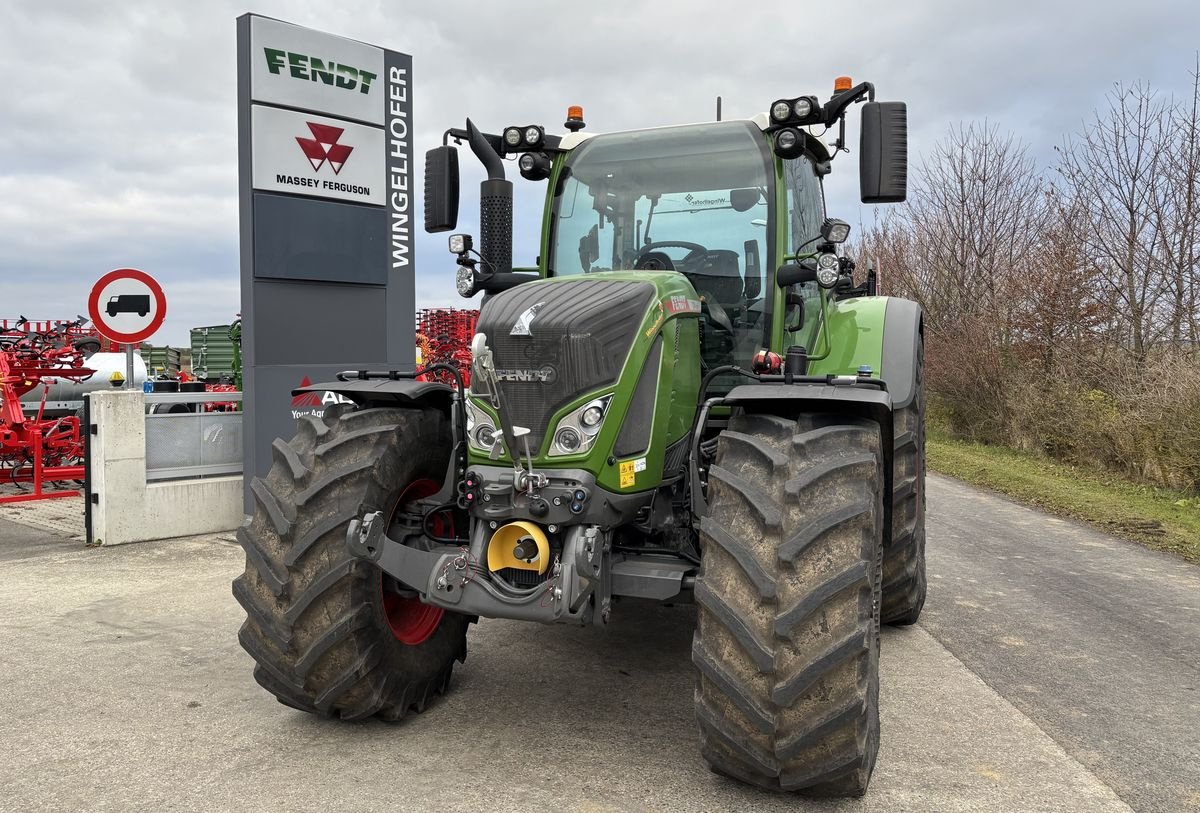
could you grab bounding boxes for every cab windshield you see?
[549,121,774,366]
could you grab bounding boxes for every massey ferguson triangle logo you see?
[291,377,322,408]
[296,122,353,174]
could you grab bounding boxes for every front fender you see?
[811,296,922,411]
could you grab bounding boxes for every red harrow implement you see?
[416,308,478,386]
[0,318,96,503]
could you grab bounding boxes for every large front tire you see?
[694,412,884,797]
[233,405,468,720]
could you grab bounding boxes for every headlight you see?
[554,427,581,453]
[475,425,497,449]
[503,127,523,147]
[770,100,792,122]
[549,395,612,456]
[456,266,477,298]
[816,256,840,288]
[466,399,500,453]
[793,97,813,119]
[581,405,603,427]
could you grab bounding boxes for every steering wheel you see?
[633,241,708,271]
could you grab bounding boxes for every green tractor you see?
[234,78,925,797]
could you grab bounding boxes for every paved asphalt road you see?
[0,474,1195,812]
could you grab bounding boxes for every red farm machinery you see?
[0,318,98,503]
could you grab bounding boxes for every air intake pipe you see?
[466,119,513,276]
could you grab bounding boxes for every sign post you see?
[237,15,415,509]
[87,270,168,374]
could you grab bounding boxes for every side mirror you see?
[776,261,818,288]
[729,188,761,212]
[860,101,907,204]
[424,145,460,233]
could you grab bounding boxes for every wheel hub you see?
[381,478,449,645]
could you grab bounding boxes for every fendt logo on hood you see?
[296,122,353,175]
[494,366,557,384]
[263,48,377,95]
[510,302,545,336]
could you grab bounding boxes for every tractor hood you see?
[471,271,700,459]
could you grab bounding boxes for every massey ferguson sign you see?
[250,105,385,205]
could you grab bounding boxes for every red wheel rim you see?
[381,478,448,645]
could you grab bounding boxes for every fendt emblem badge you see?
[296,122,354,174]
[510,302,545,336]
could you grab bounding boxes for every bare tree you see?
[1155,59,1200,346]
[902,122,1044,343]
[1056,82,1170,359]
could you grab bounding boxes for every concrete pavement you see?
[0,501,1141,813]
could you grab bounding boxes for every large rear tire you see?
[233,404,468,720]
[693,412,884,797]
[882,334,927,626]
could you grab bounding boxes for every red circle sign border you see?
[87,268,167,344]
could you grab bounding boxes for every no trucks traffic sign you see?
[87,268,167,345]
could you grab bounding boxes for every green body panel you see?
[466,270,702,493]
[807,296,888,377]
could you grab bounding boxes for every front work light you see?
[769,95,820,126]
[518,151,552,181]
[503,127,523,147]
[524,125,543,145]
[820,218,851,244]
[449,233,473,255]
[773,127,804,159]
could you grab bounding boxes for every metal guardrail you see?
[144,392,243,482]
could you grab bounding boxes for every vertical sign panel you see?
[238,14,415,511]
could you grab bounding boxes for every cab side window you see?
[784,158,825,334]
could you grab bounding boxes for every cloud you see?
[2,0,1199,345]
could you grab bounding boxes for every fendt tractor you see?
[234,77,925,797]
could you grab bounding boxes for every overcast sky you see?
[3,0,1199,346]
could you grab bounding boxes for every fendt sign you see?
[238,14,415,508]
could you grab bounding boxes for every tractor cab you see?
[548,120,777,368]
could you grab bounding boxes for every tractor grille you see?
[476,280,654,454]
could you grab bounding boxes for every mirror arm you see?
[821,81,875,128]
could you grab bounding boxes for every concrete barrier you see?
[89,390,242,545]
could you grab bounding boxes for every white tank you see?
[16,352,149,415]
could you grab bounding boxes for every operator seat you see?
[685,249,744,313]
